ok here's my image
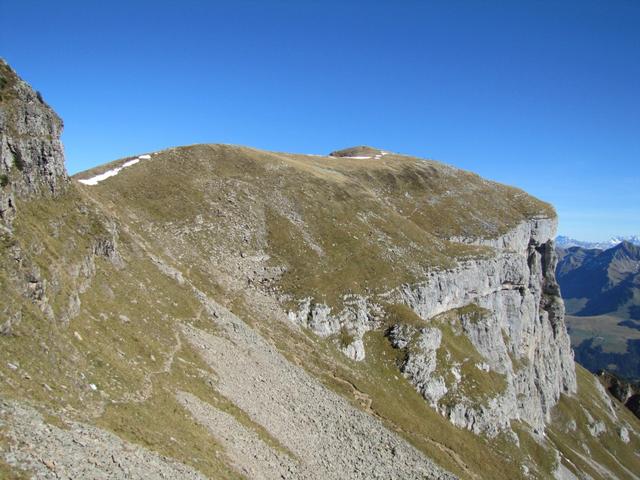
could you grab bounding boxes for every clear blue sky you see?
[1,1,638,241]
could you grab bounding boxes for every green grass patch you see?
[0,459,30,480]
[456,303,491,324]
[12,150,24,171]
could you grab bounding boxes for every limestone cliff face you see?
[290,217,577,435]
[393,217,576,434]
[0,59,68,226]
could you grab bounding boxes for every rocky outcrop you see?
[0,61,125,331]
[289,217,577,435]
[390,217,576,434]
[388,325,448,404]
[0,59,68,227]
[598,371,640,420]
[288,295,383,360]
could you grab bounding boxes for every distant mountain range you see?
[556,235,640,250]
[557,241,640,380]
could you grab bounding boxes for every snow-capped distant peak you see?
[556,235,640,250]
[608,235,640,246]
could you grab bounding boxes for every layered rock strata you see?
[290,217,577,435]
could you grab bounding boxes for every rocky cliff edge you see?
[0,59,68,227]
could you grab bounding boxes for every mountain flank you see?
[558,241,640,381]
[1,59,639,479]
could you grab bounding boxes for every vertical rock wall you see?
[290,217,577,435]
[0,59,68,227]
[393,217,577,433]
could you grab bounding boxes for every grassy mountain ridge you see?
[1,144,638,479]
[73,143,555,310]
[2,61,639,479]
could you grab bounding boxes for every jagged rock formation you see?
[598,371,640,420]
[0,60,67,227]
[0,60,122,331]
[288,295,384,361]
[395,218,576,434]
[291,217,577,436]
[1,61,639,480]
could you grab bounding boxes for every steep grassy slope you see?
[0,190,243,478]
[66,144,639,478]
[75,144,553,308]
[2,60,639,479]
[0,179,520,479]
[0,144,637,478]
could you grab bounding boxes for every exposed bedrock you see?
[289,216,577,435]
[0,59,68,227]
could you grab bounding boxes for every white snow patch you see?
[78,158,141,186]
[89,383,98,391]
[343,156,372,160]
[123,158,141,167]
[79,169,120,186]
[138,154,151,160]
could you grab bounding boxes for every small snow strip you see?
[79,157,143,186]
[122,159,141,167]
[342,156,372,160]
